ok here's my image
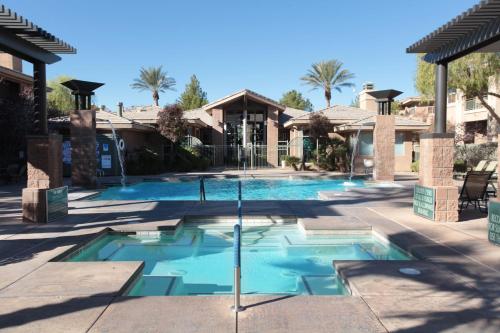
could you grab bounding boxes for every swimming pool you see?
[66,224,411,296]
[92,178,366,201]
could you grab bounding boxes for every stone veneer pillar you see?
[71,109,97,187]
[211,108,224,166]
[418,133,458,222]
[266,106,279,167]
[22,134,63,222]
[373,115,395,181]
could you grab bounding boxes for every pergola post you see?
[416,61,458,222]
[33,60,47,135]
[434,62,448,133]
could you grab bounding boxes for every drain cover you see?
[399,268,421,275]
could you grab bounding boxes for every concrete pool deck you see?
[0,172,499,332]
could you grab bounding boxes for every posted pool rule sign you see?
[488,201,500,246]
[46,186,68,223]
[413,185,435,220]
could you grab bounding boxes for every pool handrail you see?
[199,176,206,203]
[232,223,244,312]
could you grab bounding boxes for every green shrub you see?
[453,159,467,172]
[455,143,497,168]
[284,155,301,166]
[126,147,163,175]
[411,161,419,172]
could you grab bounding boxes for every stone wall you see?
[418,133,458,222]
[71,109,96,188]
[23,133,63,223]
[373,115,395,181]
[418,133,454,187]
[26,134,63,189]
[266,106,279,167]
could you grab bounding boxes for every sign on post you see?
[46,186,68,223]
[488,201,500,246]
[413,185,435,220]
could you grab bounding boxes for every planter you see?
[281,160,286,168]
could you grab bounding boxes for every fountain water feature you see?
[106,120,127,187]
[344,127,363,186]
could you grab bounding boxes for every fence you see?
[184,143,301,169]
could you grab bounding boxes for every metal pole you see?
[33,61,47,135]
[238,180,242,226]
[434,62,448,134]
[232,224,243,312]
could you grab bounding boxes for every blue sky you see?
[5,0,478,111]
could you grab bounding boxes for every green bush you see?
[453,159,467,172]
[284,155,301,166]
[411,161,419,172]
[455,143,497,168]
[126,147,163,175]
[164,146,211,172]
[317,138,348,171]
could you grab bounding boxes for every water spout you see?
[106,120,126,187]
[348,127,362,182]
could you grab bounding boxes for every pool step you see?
[183,215,297,226]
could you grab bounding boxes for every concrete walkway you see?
[0,173,499,332]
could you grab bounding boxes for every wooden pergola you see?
[0,5,76,134]
[407,0,500,133]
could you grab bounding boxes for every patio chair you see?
[459,170,493,213]
[454,160,488,180]
[485,161,498,197]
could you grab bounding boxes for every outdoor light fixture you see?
[366,89,402,115]
[61,79,104,110]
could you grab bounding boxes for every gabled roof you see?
[202,89,285,111]
[49,110,154,132]
[335,115,429,132]
[283,105,376,128]
[123,106,212,128]
[407,0,500,63]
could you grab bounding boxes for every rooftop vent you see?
[363,82,374,90]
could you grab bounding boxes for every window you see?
[358,132,373,156]
[395,132,405,156]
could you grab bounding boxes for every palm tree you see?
[301,60,355,108]
[131,66,176,106]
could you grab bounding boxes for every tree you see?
[301,60,355,108]
[449,53,500,124]
[309,112,332,140]
[415,53,500,124]
[131,66,176,106]
[177,75,208,110]
[415,55,435,100]
[279,90,313,111]
[308,112,333,169]
[157,104,187,143]
[157,104,187,164]
[47,75,74,114]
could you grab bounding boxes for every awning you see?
[0,5,76,63]
[407,0,500,63]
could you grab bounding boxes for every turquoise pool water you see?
[67,225,411,296]
[93,178,366,201]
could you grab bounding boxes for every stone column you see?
[71,109,97,187]
[22,134,63,223]
[266,106,279,167]
[373,115,395,181]
[211,108,224,166]
[419,133,458,222]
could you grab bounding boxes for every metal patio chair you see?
[459,170,494,213]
